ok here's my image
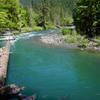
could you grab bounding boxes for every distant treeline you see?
[0,0,100,37]
[0,0,74,31]
[20,0,75,29]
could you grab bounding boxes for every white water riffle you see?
[17,30,58,39]
[13,29,59,44]
[0,29,59,46]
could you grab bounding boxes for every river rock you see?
[0,84,24,100]
[18,94,37,100]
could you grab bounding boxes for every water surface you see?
[6,31,100,100]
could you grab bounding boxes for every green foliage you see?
[65,34,80,43]
[65,35,78,43]
[45,21,55,29]
[25,7,37,27]
[32,26,43,31]
[0,0,76,31]
[0,11,9,28]
[61,28,73,35]
[73,0,100,37]
[65,34,89,47]
[93,36,100,45]
[31,11,40,26]
[61,14,73,25]
[0,0,28,31]
[21,26,42,32]
[31,0,75,27]
[94,36,100,41]
[79,38,89,47]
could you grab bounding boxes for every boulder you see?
[0,84,24,100]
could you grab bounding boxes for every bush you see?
[65,36,77,43]
[65,34,89,45]
[21,26,42,32]
[79,38,89,47]
[33,26,43,31]
[61,28,72,35]
[62,15,73,25]
[93,36,100,46]
[46,21,55,29]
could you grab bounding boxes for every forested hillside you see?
[20,0,75,29]
[0,0,75,31]
[0,0,100,37]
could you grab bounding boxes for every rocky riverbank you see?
[40,33,100,51]
[0,84,37,100]
[0,42,10,86]
[0,43,37,100]
[40,33,78,48]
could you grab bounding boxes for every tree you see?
[32,0,49,29]
[73,0,100,37]
[0,11,9,30]
[0,0,28,31]
[31,0,75,27]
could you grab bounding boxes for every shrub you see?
[65,36,77,43]
[33,26,43,31]
[61,28,72,35]
[80,38,89,47]
[46,21,55,29]
[62,15,73,25]
[65,34,88,45]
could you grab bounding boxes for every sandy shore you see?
[40,33,100,51]
[0,42,10,86]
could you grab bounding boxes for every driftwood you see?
[0,84,36,100]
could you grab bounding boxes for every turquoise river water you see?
[5,30,100,100]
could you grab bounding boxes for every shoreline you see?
[0,42,10,86]
[39,33,100,51]
[40,33,78,48]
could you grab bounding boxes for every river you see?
[5,30,100,100]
